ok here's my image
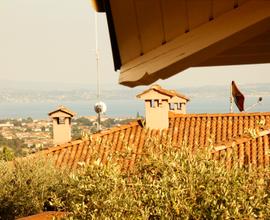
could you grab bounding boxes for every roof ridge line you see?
[212,128,270,153]
[48,106,76,117]
[38,120,141,154]
[137,85,189,101]
[44,140,84,154]
[170,112,270,118]
[93,120,140,137]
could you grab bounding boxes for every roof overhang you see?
[95,0,270,87]
[91,0,105,12]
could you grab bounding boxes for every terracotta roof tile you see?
[17,211,67,220]
[137,84,190,101]
[212,128,270,168]
[34,112,270,171]
[170,112,270,148]
[48,106,76,117]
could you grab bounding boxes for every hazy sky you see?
[0,0,270,90]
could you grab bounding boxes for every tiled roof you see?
[137,84,190,101]
[17,211,67,220]
[212,129,270,169]
[48,106,76,117]
[40,121,146,171]
[168,112,270,149]
[39,112,270,171]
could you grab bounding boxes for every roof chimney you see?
[48,106,76,145]
[137,85,189,129]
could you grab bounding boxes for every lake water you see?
[0,97,269,119]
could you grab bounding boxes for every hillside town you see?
[0,115,134,156]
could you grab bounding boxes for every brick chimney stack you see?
[48,106,76,145]
[137,85,189,129]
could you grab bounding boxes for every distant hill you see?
[0,80,269,103]
[177,83,270,99]
[0,80,97,91]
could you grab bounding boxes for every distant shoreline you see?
[1,96,269,120]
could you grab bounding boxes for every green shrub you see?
[3,138,270,219]
[52,139,270,219]
[0,146,14,161]
[0,157,68,220]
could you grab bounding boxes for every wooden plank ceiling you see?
[97,0,270,87]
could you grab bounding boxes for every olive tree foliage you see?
[0,146,14,161]
[52,137,270,219]
[0,157,68,220]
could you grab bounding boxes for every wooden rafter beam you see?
[119,0,270,87]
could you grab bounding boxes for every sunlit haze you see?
[0,0,270,90]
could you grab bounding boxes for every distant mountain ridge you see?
[0,81,269,104]
[178,83,270,99]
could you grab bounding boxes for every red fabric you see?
[232,81,245,112]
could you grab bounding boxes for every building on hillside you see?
[31,85,270,171]
[0,122,14,128]
[48,106,76,145]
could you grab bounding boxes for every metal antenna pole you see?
[94,12,101,132]
[95,12,100,101]
[245,97,263,112]
[97,113,101,132]
[230,83,233,113]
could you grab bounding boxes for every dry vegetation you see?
[0,158,68,220]
[1,138,270,219]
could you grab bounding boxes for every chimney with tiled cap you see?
[137,85,189,129]
[48,106,76,145]
[168,90,189,114]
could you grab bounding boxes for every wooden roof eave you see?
[117,0,270,87]
[91,0,105,12]
[90,0,121,71]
